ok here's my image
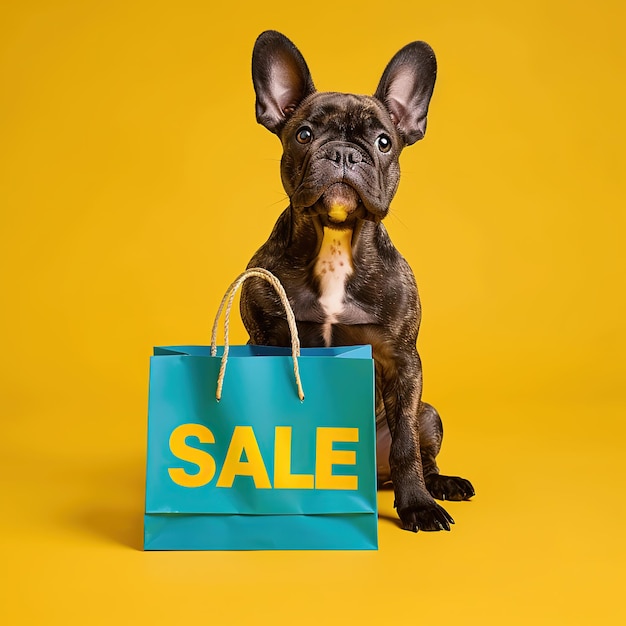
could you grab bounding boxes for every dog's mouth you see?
[307,182,376,229]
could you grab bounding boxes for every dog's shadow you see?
[376,484,405,529]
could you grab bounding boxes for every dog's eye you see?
[296,127,313,144]
[376,134,392,153]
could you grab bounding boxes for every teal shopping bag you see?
[144,269,378,550]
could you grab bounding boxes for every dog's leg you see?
[375,398,393,486]
[384,354,456,532]
[419,403,476,501]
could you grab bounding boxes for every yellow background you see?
[1,0,625,624]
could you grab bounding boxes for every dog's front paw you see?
[425,474,475,501]
[396,499,455,533]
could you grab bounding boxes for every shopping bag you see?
[144,268,378,550]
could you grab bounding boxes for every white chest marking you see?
[313,228,354,345]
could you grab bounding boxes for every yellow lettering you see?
[216,426,272,489]
[168,424,216,488]
[273,426,315,489]
[315,427,359,490]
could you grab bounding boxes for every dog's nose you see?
[329,145,363,169]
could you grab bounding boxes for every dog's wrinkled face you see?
[279,92,402,229]
[252,31,437,230]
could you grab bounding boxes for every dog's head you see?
[251,30,437,229]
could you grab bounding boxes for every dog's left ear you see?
[252,31,316,134]
[374,42,437,145]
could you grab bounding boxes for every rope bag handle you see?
[210,268,304,402]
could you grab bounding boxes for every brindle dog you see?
[240,31,474,532]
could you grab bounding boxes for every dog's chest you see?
[313,228,353,342]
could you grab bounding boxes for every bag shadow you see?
[68,457,145,551]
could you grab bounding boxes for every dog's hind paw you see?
[425,474,475,501]
[397,500,455,533]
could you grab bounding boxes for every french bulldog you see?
[240,30,474,532]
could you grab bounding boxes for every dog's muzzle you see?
[289,141,389,225]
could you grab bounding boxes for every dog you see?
[240,30,474,532]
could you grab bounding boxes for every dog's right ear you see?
[252,31,316,134]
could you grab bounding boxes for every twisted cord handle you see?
[210,268,304,402]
